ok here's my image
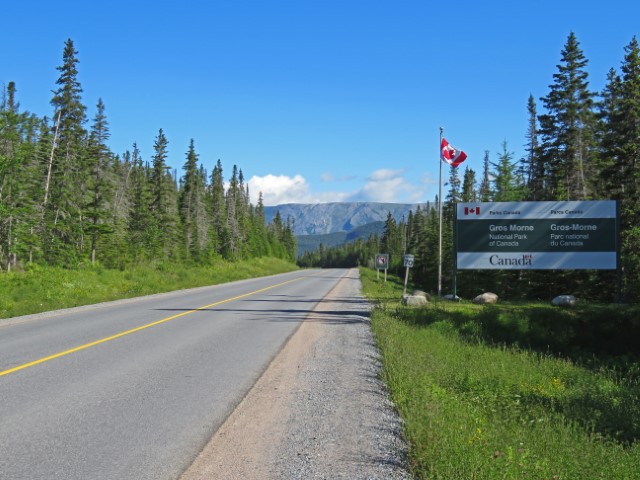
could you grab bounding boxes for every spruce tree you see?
[596,68,623,196]
[617,37,640,206]
[492,141,523,201]
[151,128,169,219]
[210,159,226,255]
[179,139,209,261]
[0,82,31,269]
[611,37,640,300]
[479,150,492,201]
[128,145,158,261]
[525,95,544,200]
[538,32,596,200]
[224,165,241,258]
[461,167,477,202]
[86,98,114,264]
[248,192,270,257]
[46,39,90,265]
[149,128,180,258]
[106,151,133,268]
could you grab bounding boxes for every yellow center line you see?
[0,276,305,378]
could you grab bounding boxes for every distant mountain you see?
[264,202,424,236]
[296,221,385,256]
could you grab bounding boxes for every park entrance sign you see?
[456,201,618,270]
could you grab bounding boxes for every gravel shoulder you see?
[179,268,411,480]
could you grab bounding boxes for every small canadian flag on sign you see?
[464,207,480,215]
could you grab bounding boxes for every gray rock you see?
[443,294,461,302]
[402,295,428,306]
[552,295,577,307]
[412,290,431,301]
[473,292,498,305]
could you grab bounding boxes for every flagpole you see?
[438,127,443,297]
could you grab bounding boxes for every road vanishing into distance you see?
[0,268,347,479]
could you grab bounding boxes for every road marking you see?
[0,277,305,378]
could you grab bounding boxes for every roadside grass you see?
[361,267,640,479]
[0,258,298,320]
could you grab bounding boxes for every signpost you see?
[456,200,618,270]
[403,254,414,295]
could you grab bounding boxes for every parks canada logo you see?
[489,254,533,266]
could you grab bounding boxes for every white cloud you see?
[367,169,403,182]
[320,172,357,183]
[320,172,335,182]
[249,168,431,206]
[248,174,350,205]
[248,174,308,205]
[347,168,427,203]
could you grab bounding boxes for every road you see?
[0,268,346,480]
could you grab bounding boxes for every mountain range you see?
[264,202,423,236]
[264,202,424,256]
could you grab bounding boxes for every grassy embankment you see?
[0,258,297,320]
[361,267,640,479]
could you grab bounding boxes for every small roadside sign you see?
[404,254,414,268]
[375,254,389,270]
[402,254,414,295]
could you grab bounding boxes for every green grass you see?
[361,267,640,479]
[0,258,298,320]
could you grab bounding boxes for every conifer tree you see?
[151,129,169,219]
[596,68,623,196]
[538,32,596,200]
[461,167,477,202]
[86,98,114,264]
[268,211,285,258]
[210,159,226,255]
[617,37,640,206]
[479,150,492,201]
[525,95,544,199]
[128,145,157,261]
[180,139,198,257]
[46,38,89,265]
[224,165,241,258]
[104,151,133,267]
[248,192,270,257]
[381,212,403,271]
[282,216,297,261]
[18,117,53,263]
[0,81,29,269]
[179,139,209,261]
[149,128,180,257]
[606,37,640,299]
[492,141,523,201]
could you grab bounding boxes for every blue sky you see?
[3,1,639,205]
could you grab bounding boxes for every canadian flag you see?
[464,207,480,215]
[440,138,467,167]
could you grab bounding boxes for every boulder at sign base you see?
[473,292,498,305]
[552,295,577,307]
[443,294,461,302]
[402,295,428,306]
[412,290,431,301]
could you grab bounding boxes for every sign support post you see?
[403,254,414,296]
[453,207,458,299]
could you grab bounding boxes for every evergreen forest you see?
[299,33,640,303]
[0,39,297,272]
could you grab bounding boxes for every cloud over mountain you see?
[249,168,429,206]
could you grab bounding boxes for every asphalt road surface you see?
[0,268,345,480]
